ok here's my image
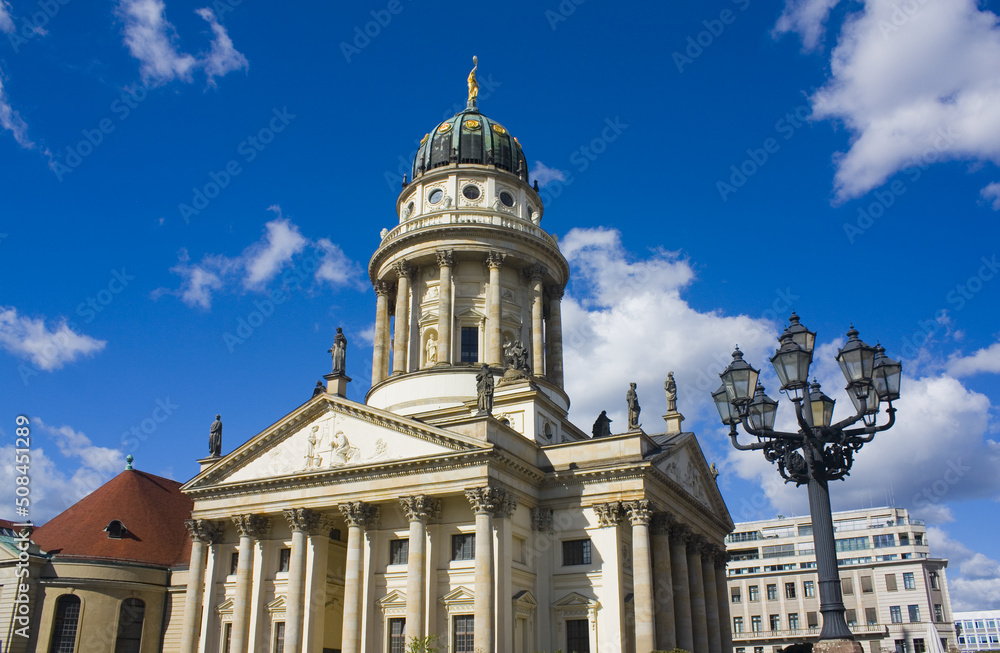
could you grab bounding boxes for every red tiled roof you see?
[33,469,193,567]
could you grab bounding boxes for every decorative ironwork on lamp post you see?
[712,313,902,642]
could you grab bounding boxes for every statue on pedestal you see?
[209,415,223,457]
[665,371,677,413]
[476,364,494,415]
[592,410,612,438]
[329,327,347,374]
[626,383,641,430]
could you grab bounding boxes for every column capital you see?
[623,500,653,525]
[338,501,380,528]
[436,249,454,267]
[523,264,547,282]
[283,508,328,535]
[465,485,516,517]
[650,511,675,535]
[399,495,441,523]
[185,518,224,544]
[685,532,708,553]
[485,250,506,269]
[713,546,730,568]
[669,521,691,541]
[393,260,414,279]
[530,507,553,532]
[546,285,565,300]
[232,514,271,538]
[592,501,623,527]
[374,280,393,296]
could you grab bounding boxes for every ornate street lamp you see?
[714,315,901,644]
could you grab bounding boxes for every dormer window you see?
[105,520,128,539]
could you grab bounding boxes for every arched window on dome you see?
[49,594,81,653]
[114,598,145,653]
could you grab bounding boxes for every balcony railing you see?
[382,211,558,247]
[734,624,888,641]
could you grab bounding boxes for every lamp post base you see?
[814,639,864,653]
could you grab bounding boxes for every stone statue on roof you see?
[627,383,641,430]
[592,410,612,438]
[209,415,222,457]
[329,327,347,374]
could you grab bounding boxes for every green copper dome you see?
[411,107,528,183]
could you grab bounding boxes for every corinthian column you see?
[624,501,656,653]
[392,261,413,375]
[688,534,710,653]
[702,546,722,653]
[651,513,677,651]
[526,265,546,376]
[180,520,223,653]
[400,496,441,642]
[230,514,270,653]
[436,251,454,365]
[545,287,564,386]
[466,486,513,653]
[338,502,379,653]
[372,281,391,385]
[485,252,505,366]
[282,509,323,653]
[670,523,694,653]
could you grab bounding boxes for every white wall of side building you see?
[953,610,1000,652]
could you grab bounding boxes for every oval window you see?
[499,191,514,207]
[428,189,444,204]
[462,185,481,200]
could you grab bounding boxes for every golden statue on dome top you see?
[467,56,479,107]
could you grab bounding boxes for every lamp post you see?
[712,313,901,645]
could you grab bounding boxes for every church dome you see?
[411,107,529,182]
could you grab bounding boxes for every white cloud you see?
[0,0,13,33]
[117,0,247,87]
[947,340,1000,377]
[242,218,307,289]
[778,0,1000,202]
[982,182,1000,210]
[0,307,106,370]
[0,68,34,149]
[560,227,778,432]
[0,419,122,523]
[774,0,841,51]
[157,213,364,308]
[927,527,1000,610]
[529,161,567,188]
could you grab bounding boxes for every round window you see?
[462,185,481,200]
[499,191,514,207]
[428,189,444,204]
[406,201,414,214]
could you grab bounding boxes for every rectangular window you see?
[847,609,858,627]
[804,580,815,598]
[866,608,878,626]
[452,534,475,561]
[390,539,409,565]
[770,615,780,631]
[908,605,920,623]
[874,534,896,548]
[808,612,819,629]
[914,639,926,653]
[798,523,813,536]
[222,623,233,653]
[389,618,406,653]
[929,573,939,590]
[836,536,870,552]
[915,533,924,545]
[891,606,903,624]
[460,327,478,363]
[762,544,796,558]
[732,587,742,603]
[737,649,746,653]
[895,639,908,653]
[278,548,290,573]
[230,552,239,576]
[734,617,744,633]
[272,622,284,653]
[842,578,854,595]
[861,576,874,593]
[785,582,796,599]
[752,616,762,632]
[903,572,916,590]
[562,539,592,566]
[789,613,800,630]
[767,584,778,600]
[886,574,898,591]
[755,647,764,653]
[749,585,760,602]
[453,615,475,653]
[566,618,590,653]
[899,533,910,546]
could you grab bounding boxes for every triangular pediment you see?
[183,394,488,491]
[216,597,234,615]
[379,590,407,610]
[266,596,286,613]
[440,586,475,604]
[553,591,598,608]
[512,589,537,607]
[650,434,732,529]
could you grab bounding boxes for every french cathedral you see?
[8,64,734,653]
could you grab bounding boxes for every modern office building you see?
[954,610,1000,652]
[726,507,955,653]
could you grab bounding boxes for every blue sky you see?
[2,0,999,609]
